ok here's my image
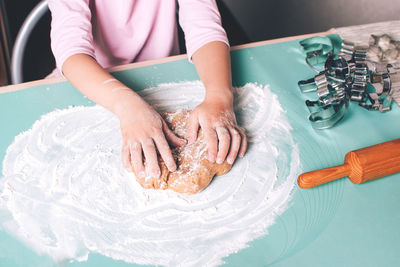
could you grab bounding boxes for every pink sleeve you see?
[178,0,229,61]
[48,0,95,71]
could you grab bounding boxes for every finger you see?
[162,120,186,147]
[238,128,248,157]
[130,141,145,178]
[204,127,218,163]
[216,126,231,164]
[186,114,200,145]
[226,127,241,164]
[142,138,161,178]
[154,133,177,172]
[121,142,131,171]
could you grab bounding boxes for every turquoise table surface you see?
[1,37,399,267]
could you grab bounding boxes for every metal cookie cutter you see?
[298,72,326,93]
[353,47,368,63]
[298,34,400,129]
[365,63,391,111]
[337,43,378,108]
[299,36,334,72]
[339,40,369,63]
[306,96,349,130]
[350,62,369,102]
[368,34,400,63]
[340,40,355,61]
[366,64,400,111]
[305,80,349,130]
[299,54,350,129]
[298,54,350,93]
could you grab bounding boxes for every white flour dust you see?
[0,81,300,266]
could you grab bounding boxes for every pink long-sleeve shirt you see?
[48,0,229,71]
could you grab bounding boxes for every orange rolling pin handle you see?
[297,163,350,189]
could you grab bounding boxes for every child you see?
[48,0,247,180]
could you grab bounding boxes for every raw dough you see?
[133,110,232,193]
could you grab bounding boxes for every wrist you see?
[205,86,234,104]
[112,93,143,120]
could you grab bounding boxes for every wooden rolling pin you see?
[298,138,400,189]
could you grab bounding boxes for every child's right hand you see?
[116,96,186,178]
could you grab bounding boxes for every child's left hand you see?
[187,91,247,165]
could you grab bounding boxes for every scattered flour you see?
[0,81,301,266]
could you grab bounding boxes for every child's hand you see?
[117,97,186,178]
[187,91,247,165]
[61,54,186,178]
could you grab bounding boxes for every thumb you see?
[162,120,186,147]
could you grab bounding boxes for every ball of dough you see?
[133,110,232,194]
